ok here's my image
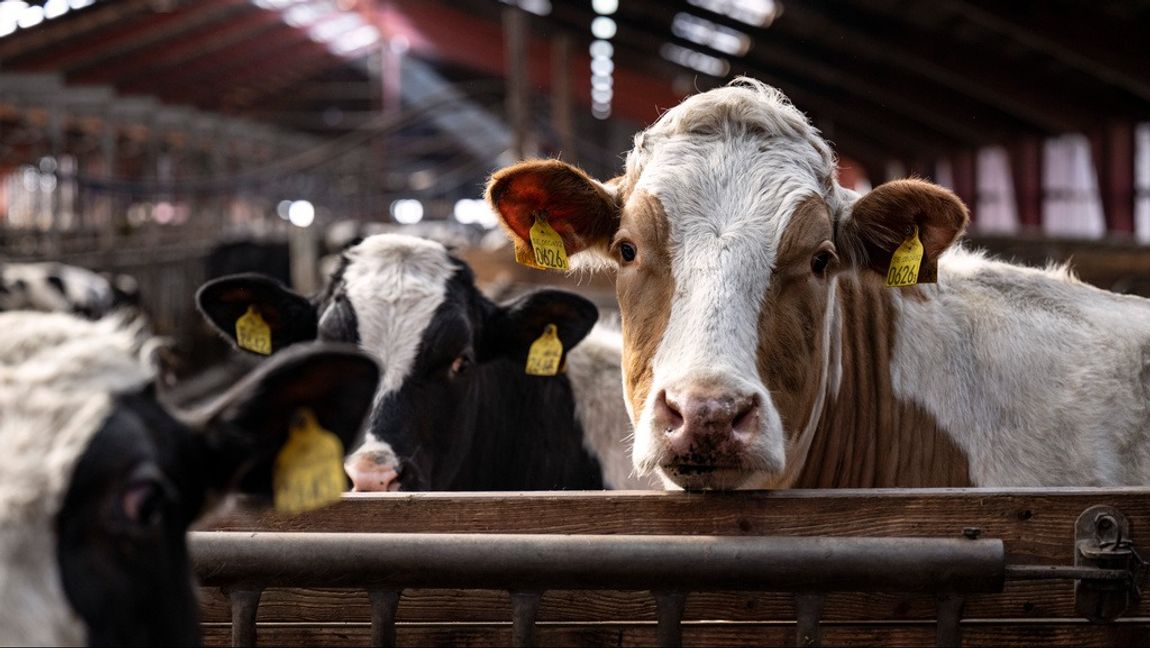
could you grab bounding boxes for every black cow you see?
[197,234,647,492]
[0,261,136,319]
[0,311,378,646]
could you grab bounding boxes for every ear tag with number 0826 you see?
[273,408,346,514]
[886,225,925,288]
[528,213,569,271]
[235,305,272,355]
[525,323,564,376]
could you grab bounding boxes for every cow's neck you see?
[564,324,656,489]
[451,360,605,490]
[783,272,971,488]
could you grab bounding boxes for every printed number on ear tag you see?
[525,323,564,376]
[235,305,272,355]
[528,213,569,271]
[886,225,925,288]
[273,408,346,514]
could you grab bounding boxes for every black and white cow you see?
[0,262,137,319]
[0,311,379,645]
[197,234,650,491]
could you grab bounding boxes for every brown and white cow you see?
[486,78,1150,490]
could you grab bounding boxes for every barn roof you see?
[1,0,1147,192]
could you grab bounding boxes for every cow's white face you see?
[488,79,968,490]
[619,133,839,489]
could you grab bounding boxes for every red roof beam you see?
[73,9,284,85]
[376,0,684,126]
[21,0,249,73]
[119,27,315,98]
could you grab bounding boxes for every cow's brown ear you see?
[486,160,621,264]
[836,179,969,276]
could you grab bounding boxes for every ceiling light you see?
[660,43,730,76]
[590,16,616,39]
[591,0,617,15]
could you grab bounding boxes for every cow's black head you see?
[196,234,600,491]
[1,317,379,646]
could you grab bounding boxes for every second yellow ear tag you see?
[235,305,272,355]
[528,213,569,271]
[886,225,925,288]
[525,323,564,376]
[273,408,346,514]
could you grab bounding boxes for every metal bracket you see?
[1074,505,1147,622]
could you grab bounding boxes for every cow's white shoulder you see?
[890,247,1150,485]
[564,321,660,489]
[0,311,154,646]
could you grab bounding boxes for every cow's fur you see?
[197,234,656,491]
[0,311,378,645]
[488,78,1150,490]
[0,262,127,319]
[0,314,151,645]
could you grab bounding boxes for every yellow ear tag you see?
[235,305,272,355]
[514,242,545,270]
[273,408,346,514]
[525,323,564,376]
[528,213,569,271]
[886,225,925,288]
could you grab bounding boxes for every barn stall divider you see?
[194,489,1149,647]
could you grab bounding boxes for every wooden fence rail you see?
[196,489,1150,647]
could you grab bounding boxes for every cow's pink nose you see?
[654,388,759,459]
[345,446,402,492]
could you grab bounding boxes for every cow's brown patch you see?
[793,273,972,487]
[757,198,971,487]
[757,197,835,443]
[615,191,674,421]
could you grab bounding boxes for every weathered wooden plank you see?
[197,491,1150,645]
[200,620,1150,648]
[199,489,1150,566]
[198,581,1147,624]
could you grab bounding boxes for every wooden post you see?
[1090,122,1135,237]
[1009,136,1043,232]
[951,150,978,225]
[503,6,530,160]
[551,33,574,161]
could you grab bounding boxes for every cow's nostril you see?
[654,389,684,431]
[731,396,759,438]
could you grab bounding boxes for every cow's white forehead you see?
[339,234,456,394]
[0,312,154,644]
[625,80,837,288]
[625,79,836,199]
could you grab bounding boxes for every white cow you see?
[0,262,136,319]
[487,77,1150,490]
[0,312,378,645]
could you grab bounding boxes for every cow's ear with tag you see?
[481,289,599,365]
[196,273,318,354]
[836,179,969,280]
[486,160,622,267]
[192,343,380,503]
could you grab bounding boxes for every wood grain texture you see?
[198,582,1146,623]
[200,620,1150,648]
[196,490,1150,645]
[199,489,1150,564]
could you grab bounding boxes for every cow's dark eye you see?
[119,479,165,529]
[617,241,638,263]
[450,354,472,377]
[811,250,835,276]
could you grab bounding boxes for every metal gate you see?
[194,489,1150,647]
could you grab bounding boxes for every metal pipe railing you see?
[192,532,1005,648]
[191,532,1005,593]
